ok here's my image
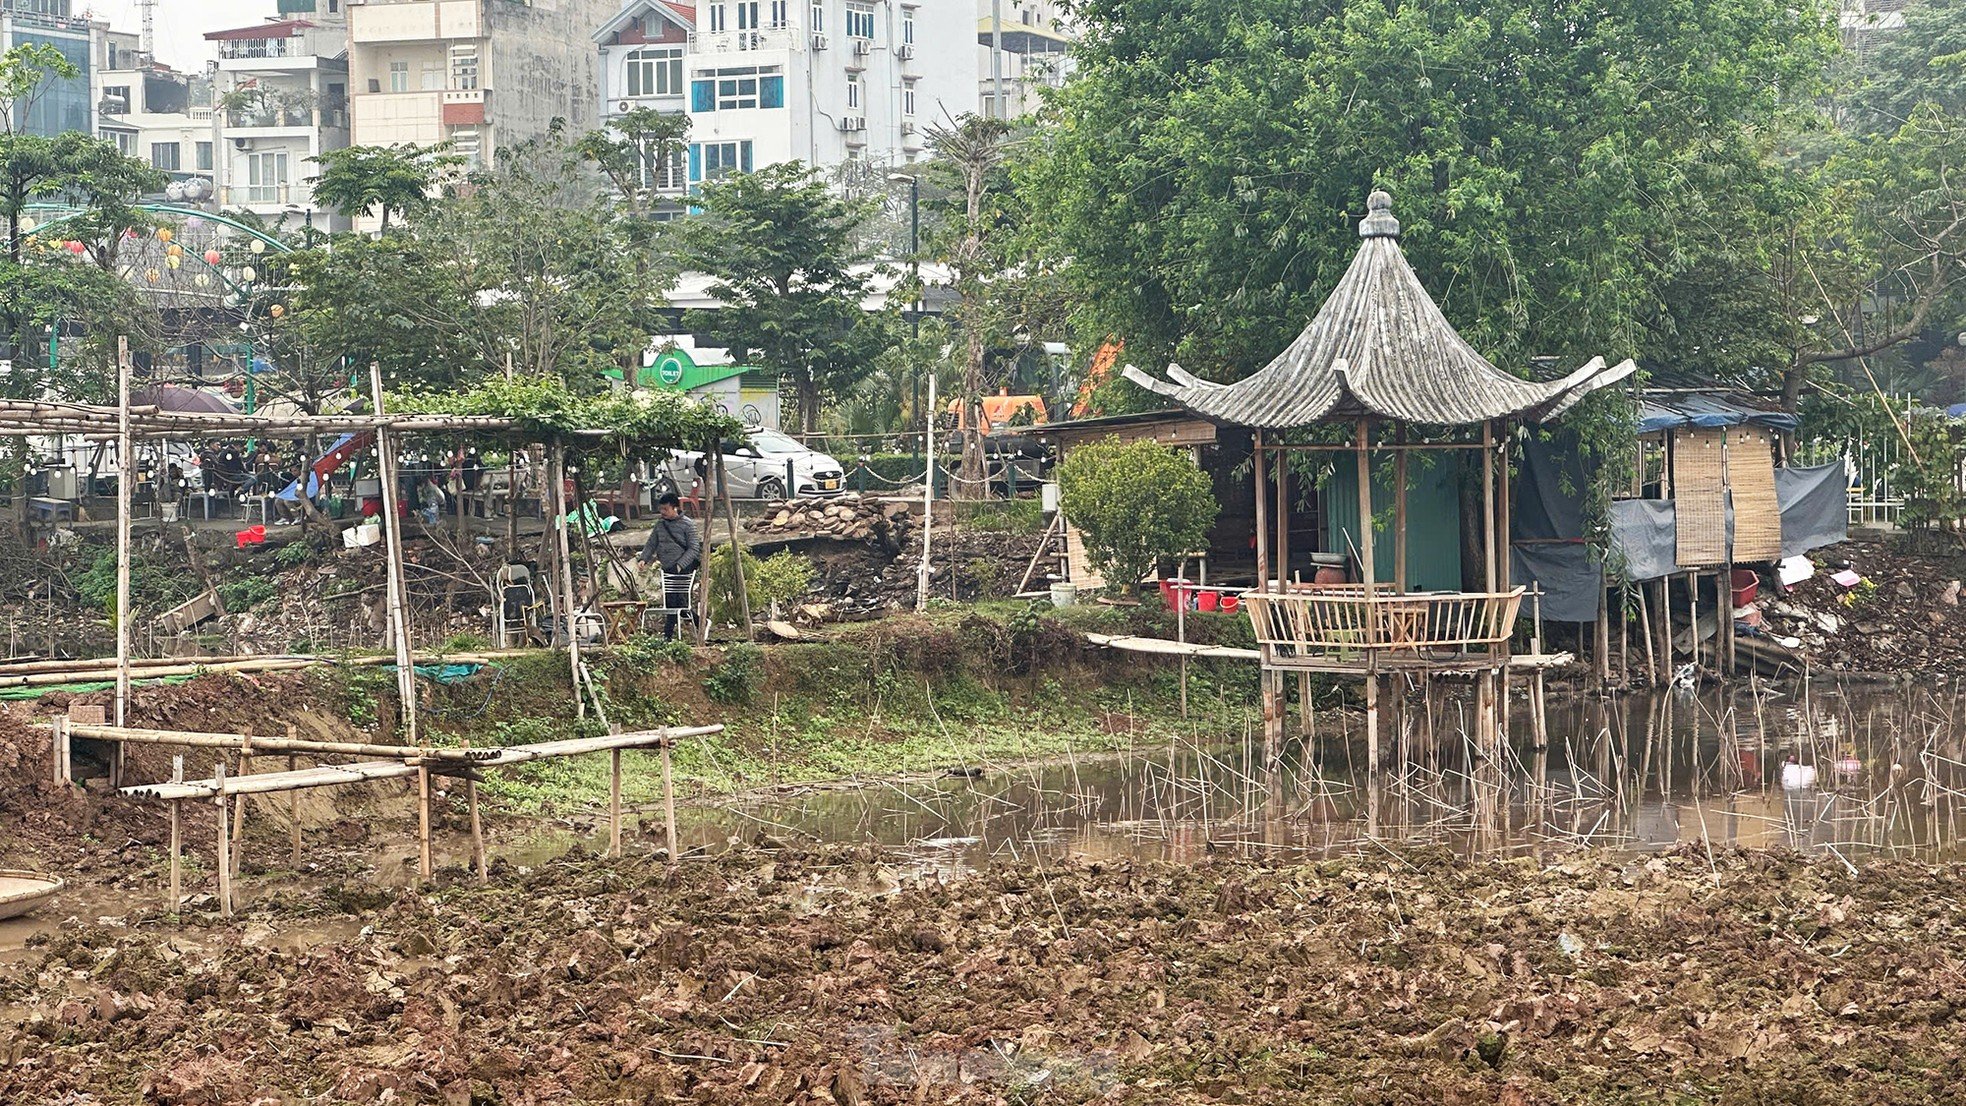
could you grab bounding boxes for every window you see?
[644,146,687,191]
[688,139,753,184]
[388,61,409,93]
[102,84,130,112]
[770,0,787,27]
[902,9,914,44]
[845,2,874,39]
[245,151,289,203]
[692,66,784,111]
[420,62,443,91]
[707,1,725,31]
[196,141,213,171]
[110,131,132,155]
[450,47,479,91]
[626,47,683,97]
[845,72,861,110]
[150,142,180,171]
[734,0,758,29]
[903,79,916,116]
[809,0,822,32]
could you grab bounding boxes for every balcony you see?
[351,0,482,44]
[441,88,488,125]
[1240,587,1525,673]
[219,38,302,61]
[688,26,794,53]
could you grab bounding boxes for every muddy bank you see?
[4,845,1964,1104]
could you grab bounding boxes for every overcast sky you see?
[90,1,286,70]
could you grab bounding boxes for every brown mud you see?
[4,844,1965,1104]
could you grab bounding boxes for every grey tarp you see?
[1510,438,1602,621]
[1775,461,1848,557]
[1511,545,1602,622]
[1609,499,1692,583]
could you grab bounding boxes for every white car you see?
[660,429,848,500]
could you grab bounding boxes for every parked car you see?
[659,429,848,500]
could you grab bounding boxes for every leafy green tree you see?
[1058,439,1219,595]
[309,142,463,232]
[679,161,897,433]
[1027,0,1838,398]
[575,107,691,216]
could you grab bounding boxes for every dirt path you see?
[4,844,1963,1104]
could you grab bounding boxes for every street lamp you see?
[887,172,922,439]
[282,204,315,247]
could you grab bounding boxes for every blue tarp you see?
[1637,395,1798,435]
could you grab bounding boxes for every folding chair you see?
[640,571,700,640]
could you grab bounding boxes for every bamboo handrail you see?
[1242,588,1524,655]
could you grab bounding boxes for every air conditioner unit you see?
[895,44,914,60]
[838,114,866,131]
[618,100,634,112]
[899,120,916,134]
[810,32,829,50]
[231,137,254,151]
[852,38,872,55]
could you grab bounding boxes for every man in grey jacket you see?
[639,492,702,638]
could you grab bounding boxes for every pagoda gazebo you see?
[1125,190,1635,770]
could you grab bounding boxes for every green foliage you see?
[753,551,816,610]
[74,548,195,612]
[614,632,695,667]
[575,107,690,215]
[1027,0,1838,391]
[703,542,761,625]
[957,497,1044,534]
[1057,439,1219,595]
[1892,418,1964,529]
[274,540,313,568]
[217,577,278,613]
[398,372,742,452]
[308,142,462,231]
[704,643,763,705]
[679,161,898,432]
[441,632,490,652]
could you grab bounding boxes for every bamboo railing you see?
[1241,587,1524,665]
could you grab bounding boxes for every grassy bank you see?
[357,604,1271,815]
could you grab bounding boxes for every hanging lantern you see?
[166,243,183,258]
[67,240,86,254]
[269,303,286,319]
[123,228,138,240]
[194,273,210,287]
[145,268,160,283]
[204,248,222,265]
[166,255,181,270]
[241,266,257,282]
[185,215,204,230]
[157,227,174,243]
[249,238,266,255]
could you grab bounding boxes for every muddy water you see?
[660,682,1966,873]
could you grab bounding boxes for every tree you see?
[309,142,463,232]
[927,115,1012,499]
[575,107,691,216]
[679,161,896,433]
[1027,0,1838,396]
[1057,439,1219,596]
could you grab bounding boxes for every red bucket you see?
[235,524,266,549]
[1159,578,1192,611]
[1730,568,1758,608]
[1195,589,1220,612]
[1218,594,1241,613]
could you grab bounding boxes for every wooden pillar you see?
[609,745,623,858]
[416,765,433,882]
[1252,432,1270,591]
[716,451,754,640]
[214,760,231,919]
[1355,418,1378,777]
[114,337,132,745]
[1276,446,1291,586]
[1393,427,1408,592]
[659,740,680,866]
[1481,420,1497,593]
[547,442,584,711]
[230,745,251,880]
[167,754,183,917]
[1720,431,1737,679]
[695,437,720,644]
[369,363,418,745]
[1262,668,1285,776]
[287,752,301,868]
[1364,671,1381,778]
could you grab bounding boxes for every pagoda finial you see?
[1359,189,1400,238]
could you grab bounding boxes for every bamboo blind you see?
[1673,428,1728,567]
[1728,427,1783,562]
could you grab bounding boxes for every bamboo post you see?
[167,754,183,917]
[1175,556,1188,719]
[716,451,754,640]
[1252,431,1269,591]
[114,337,132,750]
[368,363,418,745]
[1393,427,1408,592]
[659,740,679,866]
[504,354,519,559]
[285,727,300,868]
[547,442,584,713]
[695,437,719,644]
[50,716,66,787]
[609,746,623,858]
[214,759,231,919]
[230,744,251,879]
[467,778,486,886]
[1481,420,1497,593]
[1276,445,1290,584]
[416,765,433,882]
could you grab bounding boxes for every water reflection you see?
[675,683,1966,872]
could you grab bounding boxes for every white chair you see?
[641,571,700,639]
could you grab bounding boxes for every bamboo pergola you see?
[1127,189,1637,778]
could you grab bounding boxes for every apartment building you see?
[347,0,618,175]
[1,0,102,137]
[592,0,1069,208]
[976,0,1072,121]
[93,35,215,200]
[205,6,353,232]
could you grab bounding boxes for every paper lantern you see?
[145,268,160,283]
[241,266,257,282]
[269,304,286,318]
[68,240,85,254]
[249,239,266,255]
[166,243,183,257]
[185,215,204,229]
[166,255,181,270]
[204,249,222,265]
[194,273,210,287]
[157,228,173,243]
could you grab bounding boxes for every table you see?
[601,600,651,644]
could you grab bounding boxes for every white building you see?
[93,37,215,198]
[593,0,986,201]
[975,0,1072,121]
[205,8,353,232]
[347,0,619,176]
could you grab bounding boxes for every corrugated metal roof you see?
[1123,190,1636,429]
